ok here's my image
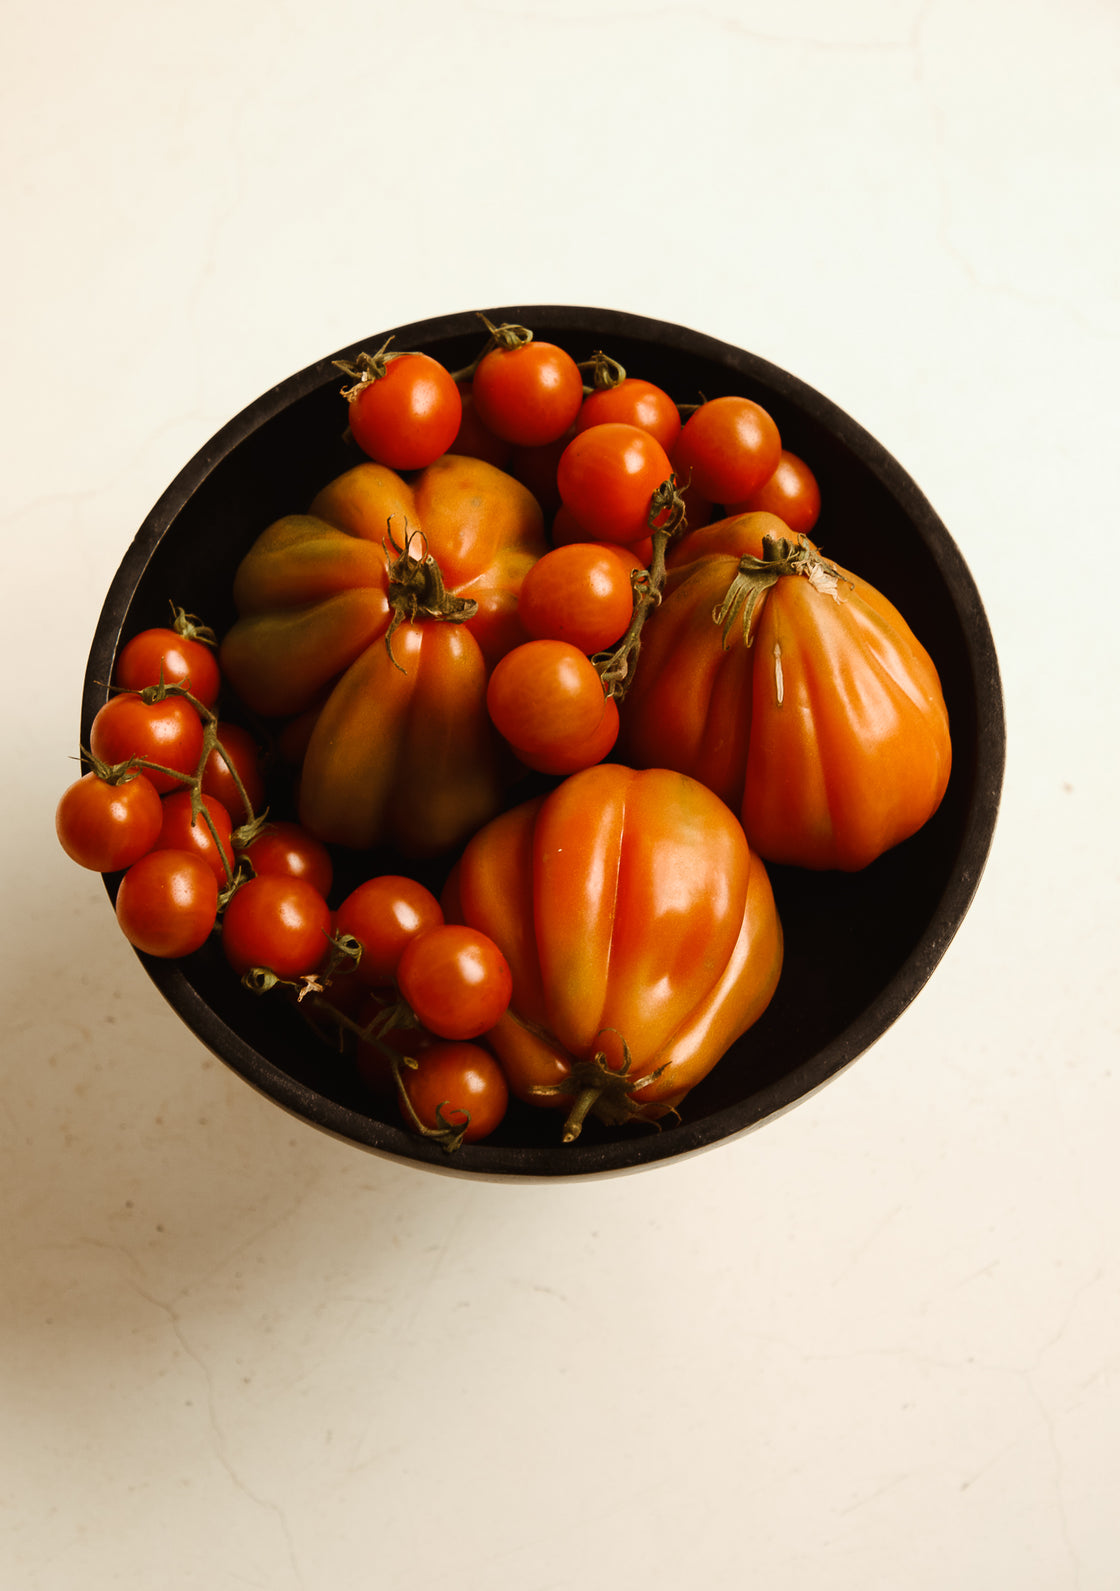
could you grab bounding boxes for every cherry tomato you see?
[55,769,163,872]
[486,639,609,759]
[396,924,513,1040]
[557,423,674,544]
[471,339,584,447]
[334,875,445,987]
[517,543,635,655]
[115,848,219,958]
[153,790,234,884]
[220,874,332,979]
[201,723,266,824]
[575,376,682,454]
[114,627,221,708]
[551,505,652,568]
[400,1041,509,1142]
[514,694,619,775]
[725,448,821,535]
[671,395,782,504]
[346,351,462,470]
[89,691,204,794]
[241,820,334,898]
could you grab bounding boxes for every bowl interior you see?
[82,305,1005,1180]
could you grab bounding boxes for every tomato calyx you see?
[713,532,849,650]
[168,602,218,649]
[578,349,627,391]
[333,337,402,400]
[525,1028,668,1143]
[594,476,689,701]
[382,524,478,671]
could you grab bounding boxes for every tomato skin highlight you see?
[347,352,462,470]
[240,820,334,899]
[397,924,513,1041]
[517,542,635,655]
[671,396,782,505]
[115,627,221,708]
[557,423,674,545]
[334,875,445,987]
[221,875,332,979]
[446,764,783,1129]
[486,639,609,760]
[89,692,205,795]
[115,849,219,958]
[471,341,584,448]
[56,770,164,872]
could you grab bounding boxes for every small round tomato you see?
[518,543,635,655]
[725,448,821,534]
[575,376,682,454]
[400,1041,509,1142]
[397,924,513,1041]
[334,875,445,988]
[240,820,333,898]
[346,350,462,470]
[471,338,584,448]
[201,724,266,824]
[115,848,219,958]
[56,769,163,872]
[153,790,234,884]
[221,874,332,980]
[514,694,619,775]
[486,639,609,759]
[550,505,653,567]
[671,395,782,504]
[557,423,674,544]
[89,692,205,794]
[115,627,221,707]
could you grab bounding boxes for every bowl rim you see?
[83,303,1006,1182]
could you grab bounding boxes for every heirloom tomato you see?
[618,513,952,871]
[442,764,783,1140]
[219,455,548,854]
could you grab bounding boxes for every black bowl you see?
[81,305,1004,1181]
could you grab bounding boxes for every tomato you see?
[517,543,635,655]
[725,449,821,535]
[220,455,548,853]
[396,924,513,1040]
[486,639,610,761]
[671,396,782,505]
[241,819,333,898]
[449,386,514,469]
[334,874,444,987]
[470,338,584,447]
[514,695,619,776]
[343,348,462,470]
[115,848,219,958]
[574,376,682,454]
[153,790,234,884]
[221,874,332,979]
[201,723,266,825]
[399,1041,509,1143]
[556,423,674,544]
[115,626,221,707]
[551,504,653,568]
[443,765,783,1138]
[56,769,163,872]
[619,513,952,870]
[89,691,204,794]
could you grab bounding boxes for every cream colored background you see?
[5,2,1118,1586]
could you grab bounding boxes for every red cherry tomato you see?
[725,448,821,535]
[550,505,653,567]
[517,543,635,655]
[240,820,334,898]
[220,874,332,980]
[115,848,219,957]
[486,639,609,760]
[575,376,682,454]
[346,350,462,470]
[153,790,234,884]
[557,423,674,544]
[334,875,445,988]
[201,723,266,824]
[115,627,221,708]
[400,1041,509,1142]
[55,770,164,872]
[89,692,204,795]
[671,395,782,504]
[471,339,584,447]
[396,925,513,1041]
[514,694,619,776]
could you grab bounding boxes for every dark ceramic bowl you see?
[82,305,1004,1181]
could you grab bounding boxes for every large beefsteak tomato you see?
[442,763,783,1140]
[618,513,952,871]
[220,455,547,853]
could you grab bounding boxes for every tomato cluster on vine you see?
[61,311,952,1151]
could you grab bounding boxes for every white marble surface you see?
[5,1,1118,1585]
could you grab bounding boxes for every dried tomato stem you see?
[713,533,847,649]
[383,524,478,671]
[449,312,535,384]
[577,350,626,390]
[594,477,688,701]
